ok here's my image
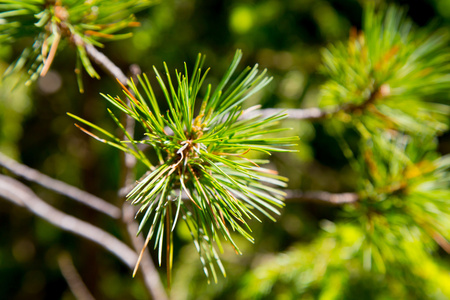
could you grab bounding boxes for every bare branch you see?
[243,107,336,120]
[414,218,450,255]
[58,253,96,300]
[84,41,128,85]
[285,189,359,205]
[0,152,121,219]
[0,175,137,269]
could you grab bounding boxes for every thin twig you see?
[242,107,336,120]
[84,42,128,85]
[0,152,121,219]
[58,253,96,300]
[413,215,450,255]
[83,35,138,193]
[285,190,359,205]
[0,175,137,269]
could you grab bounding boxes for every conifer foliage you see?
[320,5,450,136]
[240,5,450,299]
[0,1,449,298]
[0,0,154,88]
[69,50,298,282]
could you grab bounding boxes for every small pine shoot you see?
[68,50,298,283]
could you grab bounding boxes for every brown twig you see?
[58,253,96,300]
[83,41,346,123]
[0,175,137,268]
[285,190,359,205]
[83,37,137,190]
[0,152,121,219]
[432,232,450,254]
[242,107,336,120]
[84,42,128,85]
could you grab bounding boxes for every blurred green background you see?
[1,0,450,299]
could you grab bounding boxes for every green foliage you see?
[236,5,450,299]
[0,0,154,88]
[316,6,450,282]
[348,135,450,272]
[239,135,450,299]
[173,134,450,299]
[1,0,450,298]
[69,50,298,282]
[320,5,450,136]
[241,222,450,300]
[165,4,450,298]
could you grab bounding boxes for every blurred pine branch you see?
[0,0,155,90]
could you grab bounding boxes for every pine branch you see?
[70,49,299,282]
[0,152,121,219]
[0,174,137,269]
[0,0,154,84]
[285,190,359,205]
[320,4,450,136]
[58,253,96,300]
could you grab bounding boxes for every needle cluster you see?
[69,50,298,282]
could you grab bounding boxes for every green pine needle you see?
[69,49,298,283]
[320,4,450,136]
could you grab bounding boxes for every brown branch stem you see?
[84,41,128,85]
[58,253,96,300]
[0,175,137,268]
[242,107,337,120]
[81,39,344,122]
[284,190,359,205]
[0,152,121,219]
